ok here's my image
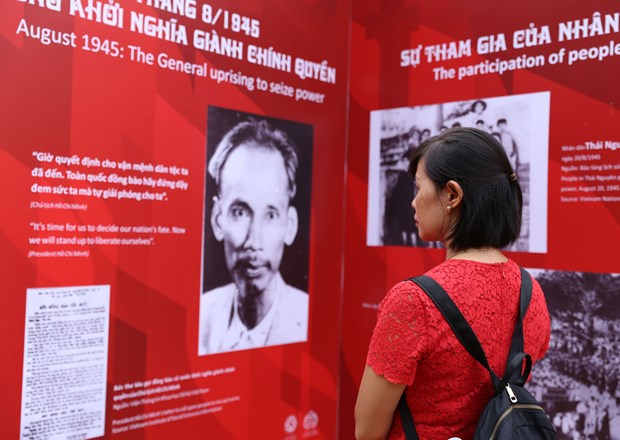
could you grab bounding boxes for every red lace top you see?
[366,259,551,440]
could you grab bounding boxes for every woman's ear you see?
[445,180,463,209]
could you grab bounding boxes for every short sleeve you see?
[366,281,430,386]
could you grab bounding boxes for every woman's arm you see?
[354,365,406,440]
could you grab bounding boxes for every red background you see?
[0,1,349,439]
[340,0,620,438]
[1,0,620,439]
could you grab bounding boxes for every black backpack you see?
[397,267,557,440]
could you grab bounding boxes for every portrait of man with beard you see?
[199,111,310,355]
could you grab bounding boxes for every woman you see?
[355,128,551,440]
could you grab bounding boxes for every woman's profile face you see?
[412,158,450,243]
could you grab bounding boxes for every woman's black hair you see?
[408,127,522,251]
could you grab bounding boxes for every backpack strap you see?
[410,275,501,389]
[411,267,533,389]
[397,393,419,440]
[506,267,532,383]
[397,266,534,439]
[503,351,532,387]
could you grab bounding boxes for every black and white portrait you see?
[199,107,313,355]
[528,268,620,438]
[367,91,550,253]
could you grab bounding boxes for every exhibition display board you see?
[2,0,620,439]
[0,1,348,439]
[341,0,620,438]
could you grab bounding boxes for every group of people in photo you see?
[528,272,620,439]
[381,98,524,248]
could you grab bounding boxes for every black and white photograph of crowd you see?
[528,269,620,439]
[366,92,550,253]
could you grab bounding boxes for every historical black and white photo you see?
[528,268,620,439]
[367,91,550,253]
[199,107,313,355]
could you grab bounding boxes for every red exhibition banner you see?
[0,1,349,439]
[341,0,620,438]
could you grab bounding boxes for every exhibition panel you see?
[1,0,619,439]
[0,1,348,438]
[342,1,620,438]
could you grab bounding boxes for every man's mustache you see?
[232,255,272,274]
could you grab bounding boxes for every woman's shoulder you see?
[379,279,431,316]
[382,278,423,302]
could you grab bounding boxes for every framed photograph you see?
[198,106,313,355]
